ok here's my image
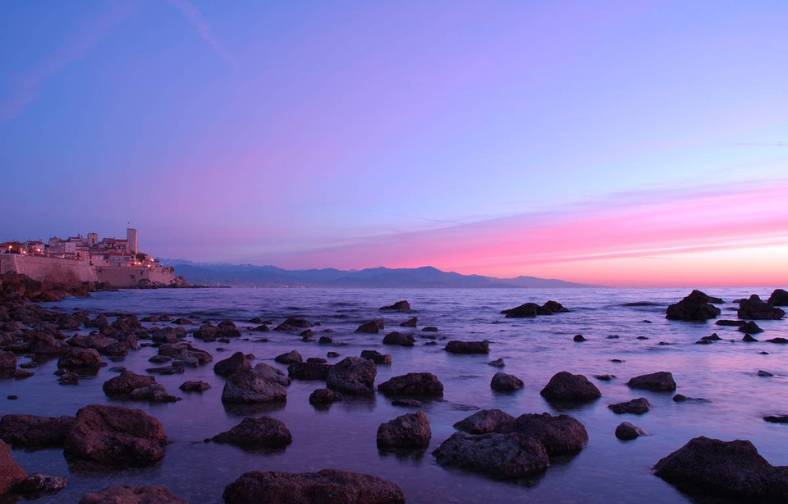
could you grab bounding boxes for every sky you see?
[1,0,788,287]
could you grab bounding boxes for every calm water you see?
[3,287,787,503]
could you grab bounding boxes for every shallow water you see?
[3,287,787,503]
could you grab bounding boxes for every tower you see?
[126,228,138,255]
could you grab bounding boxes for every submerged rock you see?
[378,372,444,398]
[79,485,187,504]
[400,317,417,327]
[490,372,524,392]
[739,294,785,320]
[445,340,489,354]
[360,350,392,365]
[433,432,549,480]
[615,422,645,441]
[763,415,788,424]
[355,319,384,334]
[382,331,415,347]
[179,380,210,393]
[379,300,411,312]
[275,350,303,365]
[275,318,312,332]
[453,409,515,434]
[627,371,676,392]
[0,414,74,449]
[608,398,650,415]
[488,358,505,368]
[309,388,342,406]
[376,411,431,451]
[212,417,292,450]
[222,369,287,404]
[326,357,376,396]
[513,413,589,457]
[666,290,722,321]
[540,371,601,404]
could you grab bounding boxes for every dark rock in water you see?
[146,364,185,375]
[573,334,586,342]
[611,358,624,363]
[615,422,645,441]
[57,347,104,376]
[0,350,17,375]
[378,372,444,398]
[716,319,745,327]
[654,436,788,502]
[214,352,251,377]
[212,417,292,449]
[421,326,439,332]
[513,413,588,457]
[757,370,774,377]
[12,472,67,497]
[64,404,167,468]
[488,358,505,368]
[288,361,332,381]
[275,318,312,332]
[58,371,80,385]
[355,319,384,334]
[594,374,615,381]
[666,290,722,321]
[696,333,722,344]
[7,395,17,400]
[433,432,549,480]
[742,334,758,342]
[377,411,431,451]
[148,355,171,364]
[767,337,788,344]
[608,397,650,414]
[540,371,601,404]
[380,300,411,312]
[253,324,269,332]
[382,331,415,347]
[318,336,333,344]
[454,409,515,434]
[309,388,342,406]
[326,351,339,358]
[0,415,74,449]
[739,321,763,334]
[400,317,417,327]
[326,357,376,396]
[445,340,489,354]
[490,372,523,392]
[103,370,155,396]
[172,317,192,325]
[763,415,788,424]
[179,380,210,393]
[216,320,241,338]
[300,330,315,341]
[673,394,710,403]
[501,300,569,318]
[623,301,662,307]
[193,323,218,341]
[223,469,405,504]
[608,335,620,340]
[0,440,27,496]
[768,288,788,306]
[222,369,287,404]
[738,294,785,320]
[627,371,676,392]
[79,485,187,504]
[158,342,212,367]
[360,350,392,365]
[392,399,422,408]
[275,350,303,365]
[636,336,649,340]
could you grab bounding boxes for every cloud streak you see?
[167,0,235,69]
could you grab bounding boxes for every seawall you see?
[0,255,97,285]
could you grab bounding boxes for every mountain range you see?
[165,261,592,288]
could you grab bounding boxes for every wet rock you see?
[400,317,417,327]
[716,319,745,327]
[179,380,210,393]
[212,417,292,449]
[763,415,788,424]
[193,323,218,341]
[0,415,74,449]
[377,411,431,451]
[79,485,187,504]
[217,320,242,338]
[666,290,722,321]
[380,300,411,312]
[275,318,312,332]
[627,371,676,392]
[490,372,524,392]
[608,397,650,414]
[501,300,569,318]
[392,398,422,408]
[158,342,212,367]
[739,321,763,334]
[145,363,185,375]
[540,371,601,404]
[445,340,489,354]
[739,294,785,320]
[318,335,333,344]
[64,405,167,468]
[252,363,290,387]
[488,358,505,368]
[128,384,180,403]
[58,371,80,385]
[309,388,342,406]
[654,436,788,502]
[378,372,444,398]
[695,333,722,344]
[422,326,439,332]
[57,347,104,376]
[594,374,615,381]
[12,472,67,497]
[573,334,586,342]
[103,370,155,397]
[433,432,549,480]
[326,357,376,396]
[513,413,589,457]
[275,350,303,365]
[742,334,759,342]
[0,440,27,495]
[615,422,645,441]
[0,351,16,378]
[360,350,392,365]
[767,337,788,344]
[673,394,709,403]
[288,361,331,381]
[355,319,384,334]
[214,352,251,377]
[757,370,773,377]
[223,469,405,504]
[453,409,515,434]
[326,351,339,358]
[768,288,788,306]
[382,331,415,347]
[222,369,287,404]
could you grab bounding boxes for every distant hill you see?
[164,261,592,288]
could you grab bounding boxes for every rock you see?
[378,372,444,398]
[145,363,185,375]
[57,347,104,375]
[763,415,788,424]
[490,372,524,392]
[252,363,291,386]
[767,337,788,344]
[12,473,67,497]
[453,409,515,434]
[768,288,788,306]
[696,333,722,344]
[400,317,417,327]
[309,388,342,406]
[78,485,187,504]
[212,417,292,449]
[501,300,568,318]
[513,413,589,457]
[193,323,218,341]
[594,374,615,381]
[223,469,405,504]
[573,334,586,342]
[64,405,167,468]
[654,436,788,502]
[380,300,410,312]
[445,340,489,354]
[158,342,212,367]
[488,358,505,368]
[0,440,27,496]
[666,290,722,321]
[540,371,601,404]
[179,380,210,392]
[103,370,155,396]
[673,394,709,403]
[739,294,785,320]
[433,432,549,480]
[758,370,774,377]
[326,357,376,396]
[214,352,251,377]
[615,422,645,440]
[275,318,312,332]
[716,319,745,327]
[275,350,303,365]
[739,321,763,334]
[608,397,650,414]
[222,369,288,404]
[392,399,422,408]
[382,331,415,347]
[360,350,392,365]
[627,371,676,392]
[128,384,180,403]
[288,361,331,380]
[58,371,80,385]
[377,411,430,451]
[0,415,75,449]
[422,326,439,332]
[326,351,339,358]
[743,334,759,342]
[0,350,17,376]
[355,319,384,334]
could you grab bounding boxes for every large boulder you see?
[57,347,104,375]
[490,372,524,392]
[453,409,515,434]
[377,412,431,451]
[0,415,75,449]
[666,290,722,321]
[433,432,549,480]
[501,300,568,318]
[79,485,187,504]
[768,288,788,306]
[326,357,376,396]
[212,417,292,449]
[378,373,444,398]
[540,371,601,404]
[0,439,27,495]
[513,413,589,457]
[223,469,405,504]
[445,340,489,354]
[380,300,411,312]
[738,295,785,320]
[627,371,676,392]
[64,405,167,468]
[214,352,251,377]
[222,369,287,404]
[654,436,788,502]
